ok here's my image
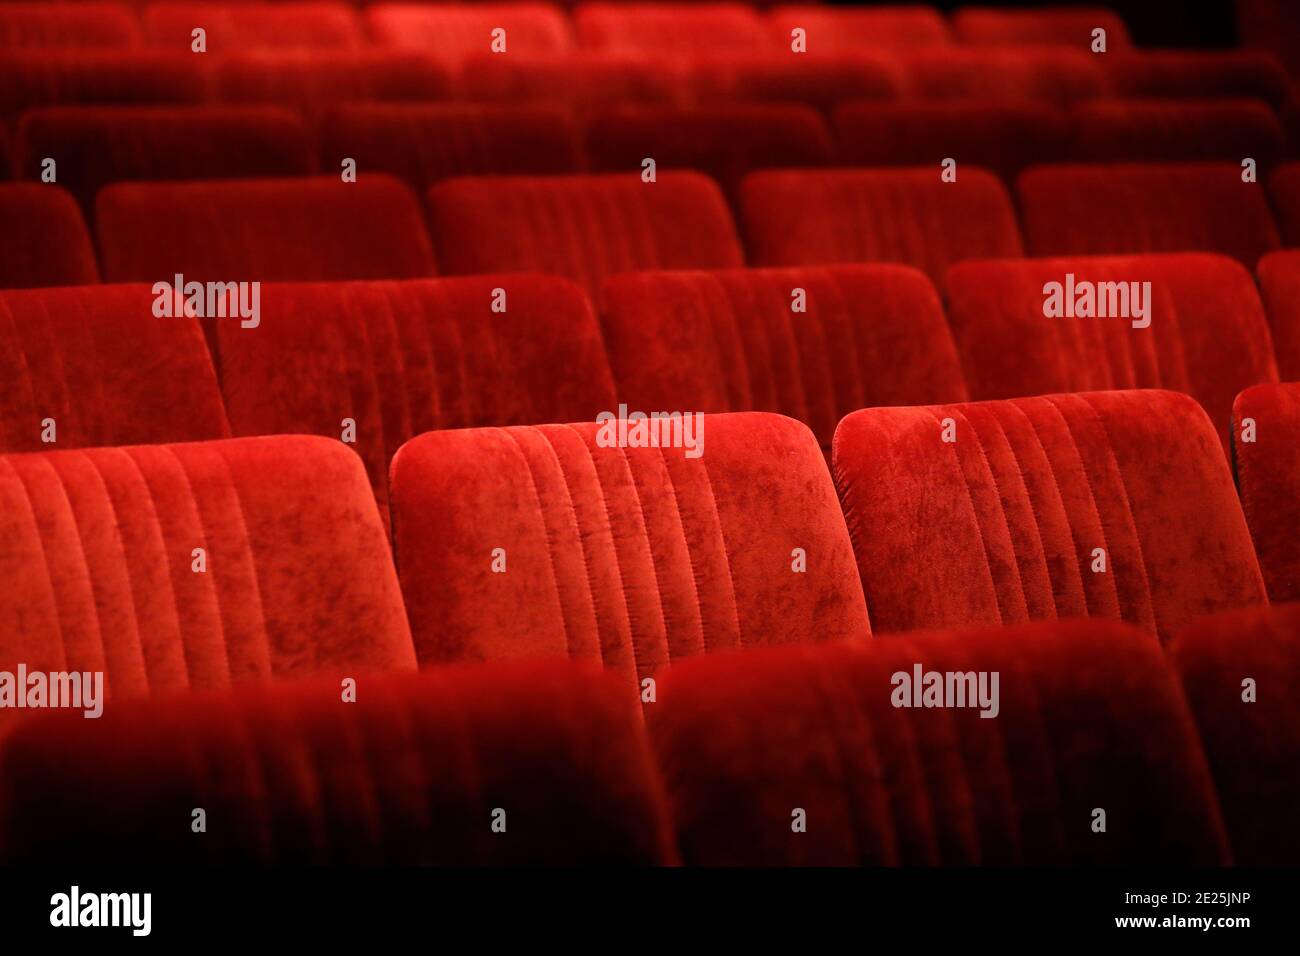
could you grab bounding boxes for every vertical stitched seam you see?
[208,444,274,677]
[654,445,708,659]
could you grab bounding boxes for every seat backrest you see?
[574,2,768,54]
[650,619,1230,865]
[1231,382,1300,604]
[0,183,99,288]
[427,172,743,293]
[832,389,1268,640]
[1018,162,1281,268]
[459,52,685,113]
[0,2,140,50]
[740,167,1023,281]
[1103,51,1292,110]
[766,5,951,52]
[900,49,1106,105]
[390,412,871,692]
[1255,248,1300,379]
[97,175,436,283]
[599,264,968,450]
[1067,98,1285,164]
[951,7,1133,49]
[943,253,1280,452]
[1267,162,1300,247]
[364,3,572,62]
[686,53,904,113]
[144,2,362,51]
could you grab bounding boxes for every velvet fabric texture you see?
[1017,162,1282,268]
[390,412,871,692]
[685,54,903,114]
[97,174,437,283]
[598,264,968,452]
[586,105,833,202]
[832,390,1268,641]
[943,253,1280,453]
[143,2,363,50]
[1104,52,1292,109]
[1067,98,1285,165]
[649,619,1230,865]
[0,435,416,730]
[0,284,229,452]
[739,168,1023,282]
[364,4,571,63]
[765,7,950,51]
[16,106,315,216]
[1170,603,1300,865]
[833,101,1068,182]
[1267,163,1300,247]
[899,50,1105,105]
[950,7,1133,47]
[0,661,675,865]
[459,52,684,113]
[1255,250,1300,379]
[318,104,583,194]
[0,3,139,48]
[576,3,767,53]
[218,276,617,521]
[0,184,98,288]
[1232,382,1300,604]
[427,172,743,293]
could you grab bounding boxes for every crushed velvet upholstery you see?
[0,183,99,287]
[390,412,870,692]
[740,167,1023,282]
[0,284,229,452]
[0,3,139,49]
[685,53,905,114]
[944,253,1280,453]
[1068,98,1285,164]
[599,264,968,452]
[0,661,675,865]
[1256,249,1300,379]
[575,3,767,53]
[364,4,571,63]
[900,49,1105,106]
[427,172,743,293]
[1232,382,1300,603]
[832,390,1268,641]
[319,103,583,194]
[765,6,951,51]
[143,2,363,51]
[1018,162,1282,267]
[649,619,1230,865]
[218,275,616,520]
[1170,603,1300,865]
[97,174,437,283]
[458,52,685,113]
[951,7,1133,47]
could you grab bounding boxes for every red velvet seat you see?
[0,661,674,865]
[739,167,1023,281]
[586,105,833,201]
[833,100,1068,181]
[766,5,951,52]
[0,2,139,49]
[900,49,1105,106]
[459,52,685,113]
[217,276,616,520]
[574,3,769,54]
[943,253,1280,452]
[1170,603,1300,865]
[0,285,228,453]
[319,103,583,194]
[427,172,742,292]
[97,175,437,284]
[686,53,903,113]
[598,264,968,451]
[1256,249,1300,379]
[1103,51,1292,110]
[0,184,99,288]
[1232,382,1300,604]
[1018,162,1282,268]
[1268,162,1300,246]
[365,3,572,62]
[649,619,1230,865]
[144,2,362,51]
[16,106,315,216]
[951,7,1133,49]
[0,435,416,733]
[832,389,1268,640]
[1068,98,1285,164]
[390,412,871,692]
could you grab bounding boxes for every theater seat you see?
[951,7,1133,49]
[0,661,674,865]
[574,3,769,54]
[460,52,685,113]
[1256,250,1300,379]
[686,53,903,113]
[766,5,951,52]
[16,106,315,216]
[390,412,871,692]
[740,167,1023,281]
[1018,163,1281,268]
[365,3,572,62]
[649,619,1230,865]
[943,253,1280,452]
[1268,163,1300,246]
[217,275,616,520]
[144,2,362,51]
[0,184,99,288]
[319,103,583,194]
[1068,98,1285,165]
[1104,51,1292,110]
[832,390,1268,640]
[427,172,742,292]
[0,2,139,49]
[1171,603,1300,865]
[901,49,1105,106]
[97,175,437,284]
[586,105,833,200]
[833,101,1068,181]
[0,285,228,453]
[1232,382,1300,604]
[598,264,968,451]
[0,435,415,727]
